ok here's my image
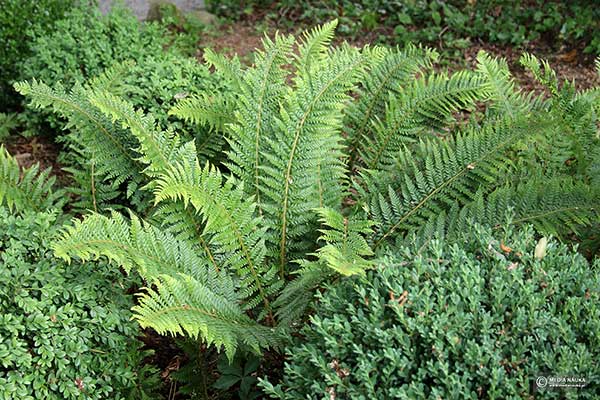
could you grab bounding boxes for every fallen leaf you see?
[500,242,512,254]
[534,237,548,260]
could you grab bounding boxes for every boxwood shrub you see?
[261,224,599,399]
[0,208,159,399]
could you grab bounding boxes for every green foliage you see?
[0,0,75,109]
[0,207,159,399]
[359,51,599,250]
[0,113,19,142]
[21,21,599,394]
[261,223,600,399]
[19,3,168,133]
[210,1,600,55]
[0,146,66,213]
[15,54,223,213]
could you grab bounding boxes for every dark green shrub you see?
[0,207,159,399]
[261,223,600,399]
[19,3,168,133]
[0,0,76,110]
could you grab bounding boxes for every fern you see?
[358,69,489,171]
[53,211,277,359]
[14,80,146,212]
[344,44,437,166]
[476,51,532,117]
[274,208,374,326]
[367,117,538,248]
[154,160,282,318]
[416,178,600,244]
[134,273,279,358]
[0,145,65,212]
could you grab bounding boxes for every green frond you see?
[133,273,280,361]
[262,44,369,269]
[274,208,374,324]
[519,53,559,94]
[169,92,235,133]
[476,51,532,117]
[360,70,489,171]
[154,160,281,318]
[295,19,338,74]
[417,178,600,244]
[14,80,141,187]
[273,261,332,327]
[203,47,243,89]
[52,211,232,291]
[87,60,136,92]
[88,90,189,177]
[0,146,65,212]
[368,117,534,248]
[313,207,374,276]
[225,32,295,216]
[344,44,437,163]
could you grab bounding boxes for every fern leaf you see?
[0,146,65,212]
[369,117,535,248]
[360,70,489,171]
[345,44,437,163]
[263,44,369,269]
[14,80,141,187]
[88,90,189,177]
[154,160,281,319]
[225,33,295,216]
[133,273,280,360]
[476,51,531,117]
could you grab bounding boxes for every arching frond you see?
[359,70,489,171]
[368,117,535,248]
[154,160,281,318]
[133,273,280,360]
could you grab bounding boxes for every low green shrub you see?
[0,208,159,399]
[0,0,76,110]
[19,3,168,134]
[261,223,600,399]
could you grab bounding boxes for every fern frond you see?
[368,117,535,248]
[88,90,191,177]
[169,92,235,134]
[360,70,488,171]
[295,19,338,74]
[14,80,141,187]
[87,60,135,93]
[133,273,280,360]
[313,207,374,276]
[345,44,437,162]
[154,160,281,318]
[263,44,369,269]
[53,211,230,288]
[203,48,243,89]
[0,146,65,212]
[225,33,295,216]
[476,51,532,117]
[417,178,600,243]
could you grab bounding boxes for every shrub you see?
[261,223,600,399]
[19,3,168,133]
[0,207,159,400]
[0,0,76,110]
